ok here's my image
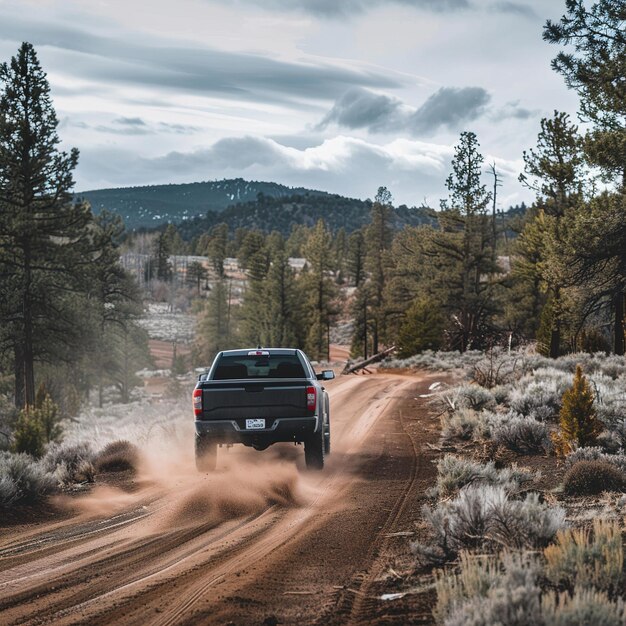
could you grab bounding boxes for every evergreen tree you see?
[505,209,546,343]
[564,190,626,353]
[544,0,626,353]
[349,282,374,359]
[87,211,149,406]
[553,364,603,455]
[263,250,303,347]
[152,231,172,281]
[0,43,94,408]
[346,229,366,287]
[302,220,337,360]
[238,230,266,272]
[206,222,228,277]
[163,223,186,255]
[186,261,208,295]
[518,112,585,357]
[544,0,626,187]
[364,187,394,353]
[396,298,445,358]
[424,132,497,351]
[194,280,231,363]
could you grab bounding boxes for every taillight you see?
[306,386,316,411]
[193,388,202,417]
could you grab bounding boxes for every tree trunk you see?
[615,290,625,356]
[549,322,561,359]
[23,245,36,407]
[13,344,25,409]
[550,287,561,359]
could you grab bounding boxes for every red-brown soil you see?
[0,371,447,625]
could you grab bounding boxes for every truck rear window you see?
[213,355,306,380]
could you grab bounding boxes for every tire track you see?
[1,374,420,626]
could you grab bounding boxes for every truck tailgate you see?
[200,380,308,420]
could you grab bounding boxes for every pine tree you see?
[0,43,94,408]
[553,364,603,455]
[544,0,626,354]
[396,298,444,358]
[346,229,366,287]
[303,220,337,360]
[263,250,303,347]
[544,0,626,187]
[152,232,172,281]
[364,187,394,353]
[206,222,228,277]
[424,132,497,351]
[86,210,148,406]
[518,112,585,357]
[194,280,231,363]
[186,261,208,295]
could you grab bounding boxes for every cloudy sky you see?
[0,0,580,208]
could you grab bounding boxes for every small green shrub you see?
[553,365,603,456]
[562,460,625,496]
[11,409,46,458]
[95,440,140,473]
[35,394,64,443]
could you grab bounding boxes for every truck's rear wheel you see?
[324,412,331,455]
[304,429,324,470]
[195,435,217,471]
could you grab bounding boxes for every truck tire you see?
[304,428,324,470]
[324,398,331,455]
[195,435,217,471]
[324,418,331,455]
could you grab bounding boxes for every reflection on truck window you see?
[213,355,305,379]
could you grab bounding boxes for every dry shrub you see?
[95,440,140,473]
[544,519,623,596]
[41,442,96,485]
[0,451,56,507]
[491,416,550,454]
[415,485,565,564]
[435,454,535,497]
[542,588,626,626]
[434,550,542,625]
[563,460,625,496]
[441,408,487,443]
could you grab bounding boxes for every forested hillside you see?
[174,193,436,238]
[78,179,330,229]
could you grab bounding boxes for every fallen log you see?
[341,346,396,375]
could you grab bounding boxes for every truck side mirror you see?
[317,370,335,381]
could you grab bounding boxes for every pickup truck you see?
[193,348,335,471]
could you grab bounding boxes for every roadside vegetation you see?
[385,346,626,623]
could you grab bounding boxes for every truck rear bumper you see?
[194,416,319,446]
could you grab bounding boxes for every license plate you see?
[246,418,265,430]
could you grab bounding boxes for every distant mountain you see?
[77,179,330,230]
[174,193,436,239]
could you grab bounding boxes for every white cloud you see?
[76,134,527,208]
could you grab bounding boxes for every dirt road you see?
[0,372,442,625]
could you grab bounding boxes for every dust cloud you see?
[58,403,313,533]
